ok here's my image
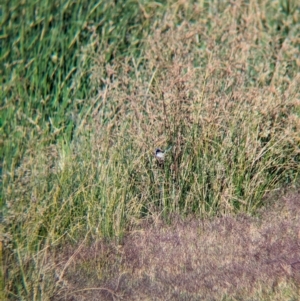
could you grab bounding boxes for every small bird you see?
[155,146,172,161]
[155,148,165,161]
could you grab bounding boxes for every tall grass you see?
[2,0,300,299]
[1,0,160,167]
[2,0,164,298]
[86,4,300,217]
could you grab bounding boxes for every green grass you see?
[1,0,160,166]
[1,0,300,299]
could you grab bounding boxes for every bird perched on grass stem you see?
[155,146,172,166]
[155,148,165,161]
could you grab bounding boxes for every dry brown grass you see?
[53,190,300,301]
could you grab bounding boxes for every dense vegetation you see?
[1,0,300,300]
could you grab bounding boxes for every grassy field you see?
[2,0,300,300]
